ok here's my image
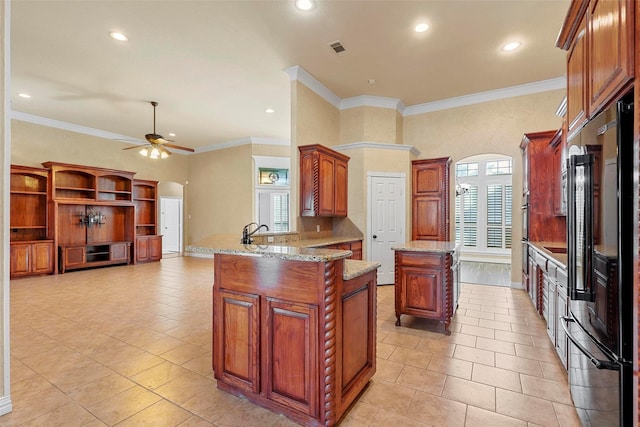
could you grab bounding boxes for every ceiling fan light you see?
[139,147,149,157]
[160,149,170,159]
[149,147,160,159]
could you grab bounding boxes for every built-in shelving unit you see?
[133,179,162,262]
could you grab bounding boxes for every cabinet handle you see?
[372,235,377,239]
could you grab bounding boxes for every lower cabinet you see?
[10,240,54,278]
[321,240,363,260]
[59,242,132,273]
[394,249,458,335]
[135,235,162,263]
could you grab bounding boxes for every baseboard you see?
[510,281,524,289]
[0,395,13,416]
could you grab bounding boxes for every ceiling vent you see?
[328,40,347,56]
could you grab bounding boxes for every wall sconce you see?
[79,211,105,228]
[455,183,471,196]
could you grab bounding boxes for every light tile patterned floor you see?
[2,256,581,426]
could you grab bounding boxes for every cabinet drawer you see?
[397,252,443,269]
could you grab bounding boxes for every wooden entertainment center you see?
[9,162,162,278]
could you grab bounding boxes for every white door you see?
[368,174,406,285]
[160,197,182,253]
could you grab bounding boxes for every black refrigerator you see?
[561,92,633,426]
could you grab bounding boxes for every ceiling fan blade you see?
[164,143,195,152]
[122,145,145,151]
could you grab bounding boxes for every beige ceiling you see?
[10,0,570,153]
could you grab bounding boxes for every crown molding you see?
[403,77,566,116]
[284,65,341,109]
[11,110,146,144]
[340,95,405,113]
[333,141,420,157]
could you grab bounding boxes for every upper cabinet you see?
[299,144,349,217]
[557,0,634,138]
[411,157,451,241]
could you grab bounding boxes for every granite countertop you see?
[528,241,567,268]
[291,236,362,248]
[391,240,459,253]
[343,259,381,281]
[186,235,352,262]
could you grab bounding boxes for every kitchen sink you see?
[544,246,567,254]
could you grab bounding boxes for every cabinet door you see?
[214,290,260,394]
[413,164,443,196]
[148,236,162,261]
[136,237,149,262]
[299,150,316,216]
[264,298,318,417]
[587,0,634,116]
[110,243,129,262]
[64,246,86,269]
[31,242,54,274]
[412,197,443,240]
[10,244,31,277]
[334,158,348,217]
[318,154,336,216]
[567,12,587,135]
[398,265,442,318]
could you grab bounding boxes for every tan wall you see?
[340,106,400,144]
[11,121,188,183]
[185,144,253,244]
[291,81,340,225]
[251,144,290,157]
[404,89,566,282]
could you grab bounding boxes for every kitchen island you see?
[191,239,379,427]
[392,241,460,335]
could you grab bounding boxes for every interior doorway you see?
[160,197,182,254]
[367,172,406,285]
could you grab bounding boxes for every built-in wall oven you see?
[560,92,633,426]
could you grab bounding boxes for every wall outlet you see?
[316,225,320,232]
[267,236,274,243]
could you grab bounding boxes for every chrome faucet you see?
[241,222,269,244]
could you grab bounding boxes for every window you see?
[455,156,512,254]
[254,156,290,232]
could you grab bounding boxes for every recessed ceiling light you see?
[18,93,31,99]
[110,31,128,42]
[265,108,275,114]
[502,41,521,52]
[294,0,315,11]
[168,133,176,137]
[414,23,429,33]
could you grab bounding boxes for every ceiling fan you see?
[123,101,195,159]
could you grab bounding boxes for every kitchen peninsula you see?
[188,238,379,427]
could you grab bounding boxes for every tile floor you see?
[3,256,581,426]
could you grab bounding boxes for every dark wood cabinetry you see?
[9,165,54,278]
[321,240,363,260]
[59,242,132,273]
[394,247,459,335]
[411,157,451,241]
[133,180,162,263]
[299,144,349,217]
[520,131,566,243]
[213,253,376,426]
[558,0,634,137]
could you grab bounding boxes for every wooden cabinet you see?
[136,235,162,262]
[394,249,459,335]
[213,253,376,426]
[10,165,55,278]
[321,240,363,260]
[566,9,588,136]
[558,0,634,137]
[411,157,451,241]
[59,242,132,273]
[551,131,567,216]
[520,131,566,243]
[299,144,349,217]
[10,241,54,278]
[133,180,162,263]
